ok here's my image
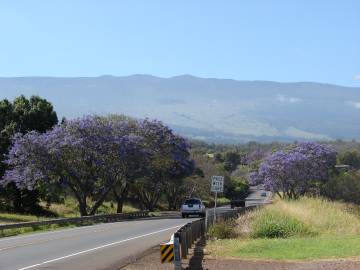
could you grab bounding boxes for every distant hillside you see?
[1,75,360,143]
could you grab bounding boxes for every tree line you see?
[199,140,360,204]
[0,96,198,216]
[1,95,359,216]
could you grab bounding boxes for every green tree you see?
[338,150,360,169]
[223,151,241,172]
[322,171,360,204]
[224,176,249,199]
[0,95,58,213]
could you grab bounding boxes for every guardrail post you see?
[173,233,181,270]
[202,219,205,236]
[196,221,198,238]
[205,211,208,232]
[195,221,199,239]
[196,220,200,239]
[187,224,192,249]
[180,229,187,258]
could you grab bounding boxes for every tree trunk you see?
[167,190,175,210]
[89,185,115,216]
[113,187,128,213]
[117,200,124,213]
[79,200,88,216]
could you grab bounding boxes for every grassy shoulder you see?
[42,199,139,218]
[0,198,140,238]
[207,197,360,260]
[209,235,360,260]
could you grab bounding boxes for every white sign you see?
[211,175,224,193]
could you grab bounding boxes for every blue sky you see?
[1,1,359,86]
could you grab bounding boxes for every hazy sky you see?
[1,1,359,86]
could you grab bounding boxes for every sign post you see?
[211,176,224,223]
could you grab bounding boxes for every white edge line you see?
[0,218,154,243]
[17,225,181,270]
[0,223,102,243]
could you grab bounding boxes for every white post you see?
[214,191,217,223]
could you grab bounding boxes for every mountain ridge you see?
[0,74,359,143]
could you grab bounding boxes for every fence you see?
[0,211,149,234]
[169,206,256,269]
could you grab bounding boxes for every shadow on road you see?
[185,237,206,270]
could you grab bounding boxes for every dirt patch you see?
[121,238,360,270]
[120,246,175,270]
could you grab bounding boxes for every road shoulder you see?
[121,238,360,270]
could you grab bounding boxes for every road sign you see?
[211,175,224,193]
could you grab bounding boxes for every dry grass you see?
[265,197,360,235]
[40,197,139,217]
[0,212,49,224]
[208,197,360,260]
[236,197,360,237]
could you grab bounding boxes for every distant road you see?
[245,185,272,207]
[0,189,267,270]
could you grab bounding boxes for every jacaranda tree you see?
[2,115,194,215]
[132,119,194,211]
[248,142,336,199]
[2,116,146,216]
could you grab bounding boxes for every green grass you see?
[238,197,360,237]
[0,212,49,224]
[209,235,360,260]
[208,197,360,260]
[250,209,316,238]
[0,223,77,238]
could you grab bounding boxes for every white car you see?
[181,198,206,218]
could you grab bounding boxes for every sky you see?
[0,0,359,86]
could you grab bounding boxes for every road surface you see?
[245,185,272,207]
[0,189,268,270]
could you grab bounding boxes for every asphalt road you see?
[245,185,272,207]
[0,189,268,270]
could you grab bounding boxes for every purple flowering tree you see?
[132,119,194,211]
[3,116,146,216]
[248,142,336,199]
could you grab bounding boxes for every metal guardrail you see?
[0,211,149,232]
[168,206,256,269]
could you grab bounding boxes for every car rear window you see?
[185,199,201,205]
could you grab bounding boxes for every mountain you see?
[1,75,360,143]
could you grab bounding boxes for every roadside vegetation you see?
[208,197,360,260]
[207,140,360,261]
[0,95,247,223]
[1,94,360,249]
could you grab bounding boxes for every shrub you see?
[322,171,360,204]
[270,197,360,235]
[248,197,360,238]
[251,209,315,238]
[208,219,237,239]
[216,197,231,205]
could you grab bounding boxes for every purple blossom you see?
[1,115,193,214]
[249,142,336,199]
